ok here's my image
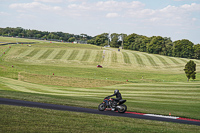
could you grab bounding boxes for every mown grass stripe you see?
[38,49,54,59]
[111,51,118,63]
[95,51,103,62]
[0,46,6,54]
[32,49,47,60]
[156,55,170,66]
[132,53,145,66]
[143,54,158,66]
[68,50,79,60]
[81,50,91,61]
[122,52,131,64]
[26,49,40,57]
[102,50,112,66]
[116,51,124,64]
[54,50,66,59]
[87,50,97,62]
[15,48,28,56]
[180,58,189,63]
[18,49,33,57]
[6,84,41,94]
[73,49,85,61]
[46,49,60,59]
[22,86,108,96]
[168,57,181,65]
[61,49,71,59]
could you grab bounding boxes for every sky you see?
[0,0,200,44]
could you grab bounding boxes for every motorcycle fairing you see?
[118,99,126,105]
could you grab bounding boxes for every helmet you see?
[114,89,119,94]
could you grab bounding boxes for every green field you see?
[1,105,200,133]
[0,36,200,132]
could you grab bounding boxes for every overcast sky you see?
[0,0,200,44]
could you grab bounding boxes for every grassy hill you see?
[0,36,200,132]
[4,41,199,71]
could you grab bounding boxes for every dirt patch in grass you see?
[18,73,125,88]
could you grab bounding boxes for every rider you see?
[108,89,122,107]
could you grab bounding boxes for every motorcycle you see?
[98,96,127,113]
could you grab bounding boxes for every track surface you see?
[0,98,200,126]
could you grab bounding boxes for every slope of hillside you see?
[3,43,200,72]
[0,37,200,123]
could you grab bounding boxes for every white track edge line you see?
[144,114,179,119]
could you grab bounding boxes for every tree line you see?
[0,27,92,43]
[0,27,200,59]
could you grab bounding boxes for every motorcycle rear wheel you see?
[118,104,127,113]
[98,103,106,111]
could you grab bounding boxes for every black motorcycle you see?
[98,96,127,113]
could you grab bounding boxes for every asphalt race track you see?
[0,98,200,126]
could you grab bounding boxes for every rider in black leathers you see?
[108,89,122,107]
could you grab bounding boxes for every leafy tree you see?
[13,27,23,36]
[47,33,54,39]
[184,60,196,82]
[173,39,194,58]
[147,36,165,54]
[193,44,200,59]
[87,39,95,44]
[0,28,3,35]
[68,37,76,42]
[42,35,47,39]
[94,36,103,46]
[124,33,150,51]
[110,33,120,48]
[119,33,127,49]
[134,38,143,51]
[139,37,150,52]
[80,33,91,40]
[18,33,24,37]
[123,33,138,49]
[163,37,173,56]
[35,34,41,38]
[26,30,34,37]
[54,35,59,39]
[94,33,108,46]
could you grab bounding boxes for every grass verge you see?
[0,105,200,133]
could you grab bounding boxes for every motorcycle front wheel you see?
[98,103,106,111]
[117,104,127,113]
